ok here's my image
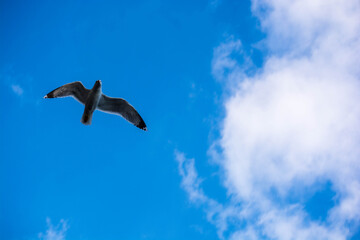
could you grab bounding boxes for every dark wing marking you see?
[44,81,90,104]
[97,95,147,131]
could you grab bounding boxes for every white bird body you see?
[44,80,147,131]
[81,80,102,125]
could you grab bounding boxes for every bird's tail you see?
[81,111,92,125]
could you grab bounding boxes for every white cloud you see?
[38,218,68,240]
[177,0,360,239]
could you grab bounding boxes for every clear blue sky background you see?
[2,0,354,239]
[0,1,262,239]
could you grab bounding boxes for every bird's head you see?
[93,80,102,90]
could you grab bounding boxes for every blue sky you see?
[1,0,360,240]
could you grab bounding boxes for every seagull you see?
[44,80,147,131]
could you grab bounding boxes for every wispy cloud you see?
[177,0,360,239]
[208,0,222,9]
[0,66,39,103]
[176,151,208,204]
[175,151,244,239]
[38,218,68,240]
[11,84,24,96]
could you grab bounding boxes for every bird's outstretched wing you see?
[44,81,90,104]
[97,95,147,131]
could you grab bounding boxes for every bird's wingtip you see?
[43,95,48,99]
[137,121,147,131]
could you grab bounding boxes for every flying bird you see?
[44,80,147,131]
